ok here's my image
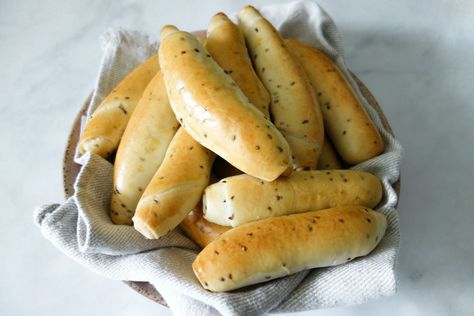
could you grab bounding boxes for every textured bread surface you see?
[133,128,214,238]
[203,170,382,226]
[286,39,384,164]
[79,55,160,157]
[206,12,270,116]
[193,205,387,292]
[159,25,292,181]
[180,203,230,248]
[238,6,324,170]
[317,137,342,170]
[111,71,179,225]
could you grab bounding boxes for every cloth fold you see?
[35,1,403,315]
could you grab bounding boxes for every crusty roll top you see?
[206,12,271,116]
[133,128,214,238]
[159,25,292,181]
[203,170,382,227]
[238,6,324,170]
[285,39,384,164]
[111,71,179,225]
[193,206,387,292]
[79,54,160,158]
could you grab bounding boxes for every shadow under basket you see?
[62,72,400,307]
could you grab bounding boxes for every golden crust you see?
[206,13,270,116]
[159,26,292,181]
[193,205,387,292]
[133,128,215,238]
[317,137,342,170]
[180,203,230,248]
[110,71,179,225]
[79,55,160,158]
[203,170,382,227]
[238,6,324,170]
[285,39,384,164]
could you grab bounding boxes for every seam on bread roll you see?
[193,205,387,292]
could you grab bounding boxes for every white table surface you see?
[1,0,473,315]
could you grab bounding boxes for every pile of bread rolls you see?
[78,6,386,292]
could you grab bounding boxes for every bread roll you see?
[111,71,179,225]
[159,25,291,181]
[203,170,382,227]
[238,6,324,170]
[193,205,387,292]
[206,12,270,117]
[133,128,214,239]
[285,39,384,164]
[79,55,159,158]
[317,137,342,170]
[180,203,230,248]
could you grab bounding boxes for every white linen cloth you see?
[34,1,403,315]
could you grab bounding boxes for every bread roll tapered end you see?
[133,215,158,239]
[208,13,230,34]
[79,136,114,157]
[160,25,179,41]
[238,6,262,29]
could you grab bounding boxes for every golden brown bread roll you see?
[317,137,342,170]
[206,12,270,117]
[285,39,384,164]
[203,170,382,227]
[79,55,160,158]
[193,205,387,292]
[159,25,292,181]
[110,71,179,225]
[238,6,324,170]
[133,128,215,239]
[180,203,230,248]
